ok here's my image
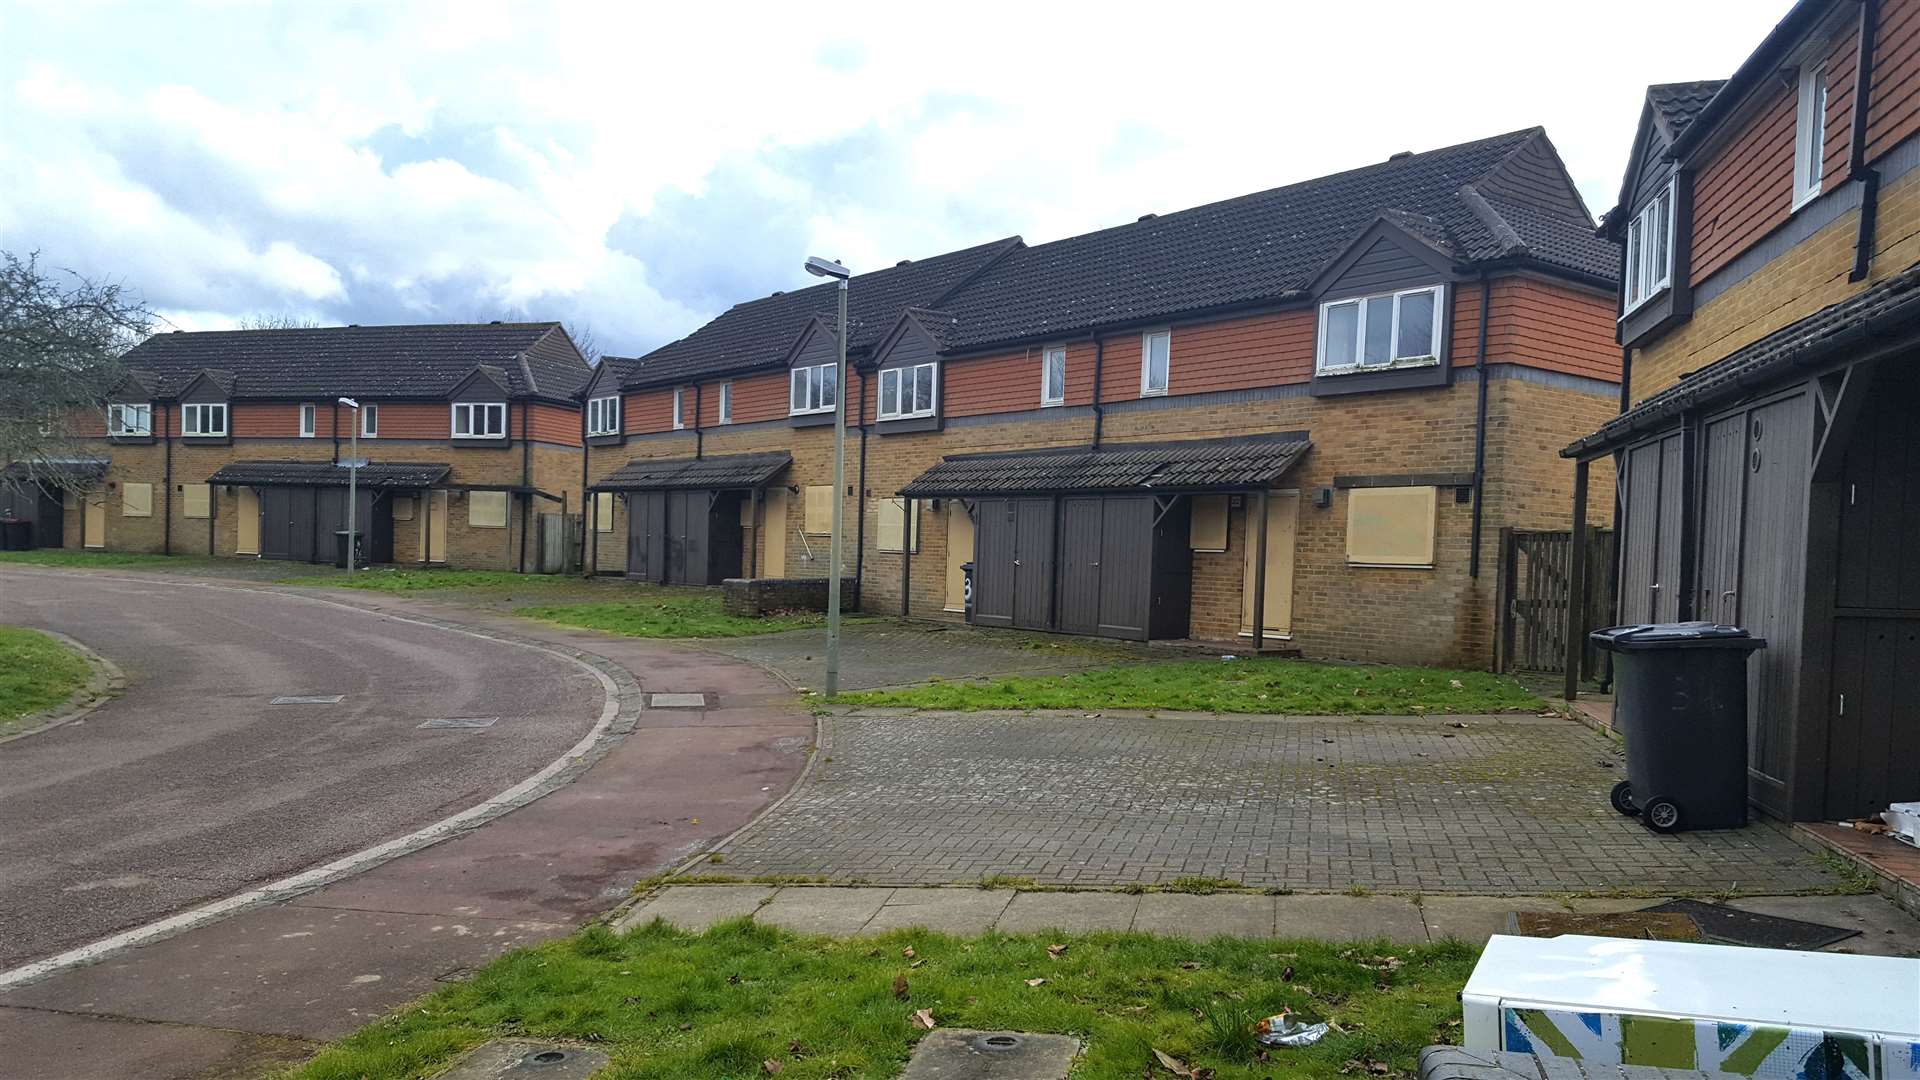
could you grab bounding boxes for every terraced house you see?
[38,322,591,571]
[586,127,1623,667]
[1567,0,1920,821]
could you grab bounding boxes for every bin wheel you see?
[1642,798,1683,834]
[1609,780,1638,816]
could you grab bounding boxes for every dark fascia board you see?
[1668,0,1838,165]
[1609,98,1665,238]
[586,433,625,448]
[175,371,230,402]
[781,313,839,369]
[1334,472,1475,489]
[582,362,622,399]
[1305,217,1461,299]
[108,371,156,401]
[788,410,837,428]
[868,310,941,370]
[448,366,513,401]
[875,413,942,435]
[1310,359,1452,398]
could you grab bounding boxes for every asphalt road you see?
[0,570,605,969]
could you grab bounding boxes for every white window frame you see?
[1140,330,1171,396]
[877,362,937,421]
[1622,178,1677,315]
[299,403,316,438]
[107,402,151,437]
[717,381,733,425]
[672,387,687,430]
[587,395,620,437]
[361,403,378,438]
[452,401,507,440]
[789,363,838,415]
[1793,63,1828,211]
[181,402,227,437]
[1314,285,1445,375]
[1040,346,1067,406]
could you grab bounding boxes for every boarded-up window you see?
[804,485,834,535]
[876,497,920,553]
[595,492,615,533]
[1189,494,1228,551]
[182,483,211,519]
[469,490,508,528]
[122,482,153,517]
[1346,486,1436,567]
[391,495,415,521]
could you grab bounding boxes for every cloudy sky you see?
[1,1,1786,359]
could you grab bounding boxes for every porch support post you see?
[1251,490,1269,653]
[423,488,433,566]
[1564,458,1591,701]
[900,498,913,618]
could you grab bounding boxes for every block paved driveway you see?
[713,710,1839,894]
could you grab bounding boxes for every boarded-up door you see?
[421,490,448,563]
[258,487,294,560]
[944,500,972,611]
[1012,498,1055,630]
[236,487,261,555]
[762,487,787,577]
[1056,498,1104,635]
[1241,492,1299,636]
[83,493,106,549]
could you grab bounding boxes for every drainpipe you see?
[518,400,531,573]
[162,403,173,555]
[1089,334,1106,448]
[1850,0,1883,282]
[579,400,591,575]
[853,366,868,608]
[1468,273,1493,579]
[693,383,704,458]
[330,401,340,464]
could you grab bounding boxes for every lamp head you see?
[803,256,850,281]
[338,396,359,408]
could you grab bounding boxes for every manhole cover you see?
[271,695,343,705]
[418,717,500,729]
[433,1039,608,1078]
[648,693,707,708]
[903,1029,1080,1078]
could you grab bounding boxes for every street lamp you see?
[803,256,850,696]
[338,397,361,573]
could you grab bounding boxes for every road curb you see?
[0,628,126,747]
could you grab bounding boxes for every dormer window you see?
[877,363,936,421]
[587,395,620,437]
[452,401,506,439]
[1623,180,1675,314]
[790,363,837,415]
[107,403,151,436]
[1316,285,1442,374]
[182,402,227,437]
[1793,64,1827,211]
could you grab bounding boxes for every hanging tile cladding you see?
[1484,277,1623,382]
[1868,0,1920,161]
[525,403,582,446]
[363,402,454,440]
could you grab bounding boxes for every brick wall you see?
[721,576,859,616]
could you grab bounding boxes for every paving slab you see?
[1723,894,1920,957]
[994,891,1141,934]
[755,887,896,936]
[438,1039,610,1079]
[902,1028,1081,1079]
[1131,893,1273,940]
[862,888,1017,935]
[0,1006,316,1080]
[615,885,775,933]
[1419,895,1567,945]
[1273,894,1426,944]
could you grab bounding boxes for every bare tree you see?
[235,313,321,330]
[563,320,601,363]
[0,252,152,491]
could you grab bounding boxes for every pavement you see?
[711,709,1839,893]
[618,883,1920,955]
[0,570,813,1080]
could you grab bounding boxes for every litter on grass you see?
[1255,1012,1329,1047]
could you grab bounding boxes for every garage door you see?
[972,497,1054,629]
[1057,496,1153,640]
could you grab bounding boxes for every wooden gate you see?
[1497,527,1615,678]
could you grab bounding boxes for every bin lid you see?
[1589,622,1767,652]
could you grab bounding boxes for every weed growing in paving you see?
[0,626,91,726]
[839,658,1542,715]
[289,918,1476,1080]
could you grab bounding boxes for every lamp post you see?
[803,256,851,697]
[338,397,361,572]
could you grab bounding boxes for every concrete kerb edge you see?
[0,628,126,746]
[0,567,647,990]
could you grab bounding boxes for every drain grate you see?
[418,717,500,729]
[647,693,707,708]
[271,695,344,705]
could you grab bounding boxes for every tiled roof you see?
[900,435,1310,497]
[206,460,451,488]
[1,457,109,484]
[594,452,791,491]
[1647,81,1728,141]
[1565,259,1920,457]
[609,239,1021,389]
[117,323,589,402]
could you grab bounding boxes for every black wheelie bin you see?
[1589,622,1766,833]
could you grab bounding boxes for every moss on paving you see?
[0,626,91,730]
[839,658,1542,715]
[286,918,1475,1080]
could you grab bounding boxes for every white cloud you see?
[0,0,1787,356]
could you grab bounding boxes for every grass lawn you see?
[520,595,828,638]
[0,549,183,569]
[277,568,578,593]
[0,626,91,730]
[289,918,1474,1080]
[838,658,1542,715]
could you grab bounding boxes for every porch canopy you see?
[207,460,451,489]
[900,434,1311,498]
[593,451,791,492]
[0,456,109,487]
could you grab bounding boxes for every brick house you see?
[1565,0,1920,820]
[38,322,591,571]
[588,128,1623,668]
